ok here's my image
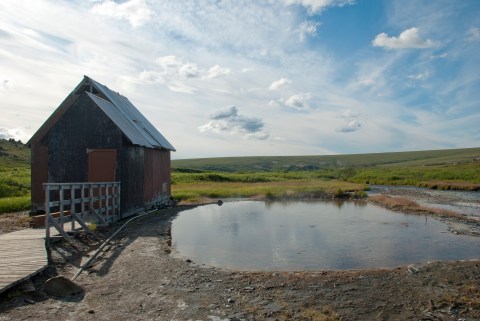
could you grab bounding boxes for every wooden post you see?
[89,183,94,217]
[106,183,110,223]
[99,184,103,219]
[117,183,121,219]
[71,184,75,232]
[81,184,86,222]
[45,184,50,247]
[59,184,64,235]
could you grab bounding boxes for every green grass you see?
[172,177,366,202]
[0,195,31,213]
[349,162,480,189]
[172,148,480,200]
[0,139,30,198]
[172,147,480,172]
[0,139,31,213]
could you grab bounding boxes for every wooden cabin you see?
[28,76,175,218]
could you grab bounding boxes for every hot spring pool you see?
[171,200,480,270]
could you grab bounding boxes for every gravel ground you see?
[0,189,479,321]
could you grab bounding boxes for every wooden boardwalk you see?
[0,228,48,294]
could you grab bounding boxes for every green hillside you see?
[172,147,480,172]
[172,148,480,191]
[0,138,30,197]
[0,138,30,169]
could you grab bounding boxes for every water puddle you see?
[171,200,480,271]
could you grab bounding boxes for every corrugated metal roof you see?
[85,77,175,151]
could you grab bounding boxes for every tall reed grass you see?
[0,195,31,214]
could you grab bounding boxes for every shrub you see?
[334,188,346,198]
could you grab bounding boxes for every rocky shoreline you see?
[0,187,479,320]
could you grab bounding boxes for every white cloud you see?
[269,77,292,90]
[139,56,235,92]
[284,0,355,14]
[0,127,29,142]
[372,27,437,49]
[199,106,269,140]
[139,70,162,84]
[156,55,201,79]
[179,63,200,78]
[298,20,320,41]
[92,0,152,28]
[138,56,205,93]
[205,65,231,79]
[407,71,430,81]
[340,109,360,118]
[282,93,313,110]
[337,120,361,133]
[467,27,480,42]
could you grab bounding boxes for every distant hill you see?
[0,139,30,169]
[0,139,30,198]
[172,147,480,172]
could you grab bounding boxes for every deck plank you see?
[0,223,79,294]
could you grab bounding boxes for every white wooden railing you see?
[44,182,121,246]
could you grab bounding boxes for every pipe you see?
[71,208,158,281]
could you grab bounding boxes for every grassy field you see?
[171,148,480,200]
[1,139,479,212]
[0,139,31,212]
[172,147,480,172]
[171,170,367,202]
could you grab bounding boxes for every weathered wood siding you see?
[47,94,123,183]
[120,144,145,217]
[143,149,171,208]
[30,144,48,211]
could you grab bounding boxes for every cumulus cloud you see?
[372,27,437,49]
[467,27,480,42]
[284,0,355,14]
[205,65,231,79]
[337,120,361,133]
[140,56,234,93]
[0,127,28,142]
[199,106,269,140]
[92,0,152,28]
[283,93,312,110]
[139,55,205,93]
[269,77,292,90]
[298,20,320,41]
[139,69,195,94]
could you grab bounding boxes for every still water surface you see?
[172,201,480,270]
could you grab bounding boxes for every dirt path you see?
[0,211,31,235]
[0,203,479,321]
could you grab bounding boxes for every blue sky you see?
[0,0,479,159]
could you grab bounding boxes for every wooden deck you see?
[0,228,48,294]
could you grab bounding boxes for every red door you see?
[88,149,117,211]
[88,149,116,182]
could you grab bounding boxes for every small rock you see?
[43,276,83,297]
[227,298,235,304]
[407,265,419,275]
[88,310,95,314]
